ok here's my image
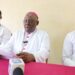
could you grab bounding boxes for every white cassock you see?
[0,25,11,46]
[63,31,75,66]
[0,29,50,63]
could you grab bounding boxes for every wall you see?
[0,0,75,64]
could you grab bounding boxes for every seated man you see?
[0,11,50,63]
[63,31,75,66]
[0,10,11,46]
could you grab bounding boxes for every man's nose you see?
[25,21,30,25]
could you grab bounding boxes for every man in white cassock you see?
[63,31,75,66]
[0,10,11,46]
[0,11,50,63]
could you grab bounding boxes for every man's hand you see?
[16,52,35,63]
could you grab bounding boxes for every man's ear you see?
[36,20,39,25]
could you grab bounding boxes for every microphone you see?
[8,58,25,75]
[13,67,23,75]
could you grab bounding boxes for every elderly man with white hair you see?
[0,11,50,63]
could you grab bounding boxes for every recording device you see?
[13,67,23,75]
[8,58,25,75]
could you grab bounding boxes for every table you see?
[0,59,75,75]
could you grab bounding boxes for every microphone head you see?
[13,67,24,75]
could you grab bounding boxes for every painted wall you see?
[0,0,75,64]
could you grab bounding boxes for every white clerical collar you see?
[25,28,37,35]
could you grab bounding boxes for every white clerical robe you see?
[0,25,11,46]
[0,29,50,63]
[63,31,75,66]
